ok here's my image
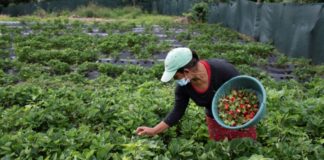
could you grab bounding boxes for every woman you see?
[136,47,256,141]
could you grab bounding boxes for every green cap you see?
[161,47,192,82]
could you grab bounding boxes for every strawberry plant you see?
[0,70,19,86]
[0,49,10,58]
[77,62,98,75]
[99,34,127,54]
[16,47,97,64]
[0,58,14,72]
[218,89,259,126]
[0,39,10,49]
[17,63,49,80]
[0,18,323,160]
[47,60,71,75]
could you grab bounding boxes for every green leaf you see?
[179,151,193,157]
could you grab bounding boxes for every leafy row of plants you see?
[98,32,171,59]
[16,47,97,65]
[0,18,323,159]
[3,19,322,81]
[5,21,181,60]
[2,18,323,81]
[0,60,323,159]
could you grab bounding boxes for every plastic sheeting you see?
[155,0,195,15]
[155,0,324,64]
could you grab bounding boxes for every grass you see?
[73,4,143,19]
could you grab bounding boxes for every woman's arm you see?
[136,121,169,136]
[136,86,189,136]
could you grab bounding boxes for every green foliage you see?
[0,50,10,58]
[16,47,98,65]
[47,59,71,75]
[184,2,209,23]
[98,32,165,59]
[192,2,209,23]
[0,83,44,108]
[0,17,323,159]
[0,58,14,71]
[77,62,98,74]
[17,63,49,80]
[98,63,125,77]
[73,4,144,19]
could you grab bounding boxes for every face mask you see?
[176,78,190,86]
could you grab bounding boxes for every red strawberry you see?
[217,89,259,126]
[231,96,235,102]
[249,112,255,119]
[225,104,229,110]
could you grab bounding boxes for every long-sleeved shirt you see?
[163,59,240,127]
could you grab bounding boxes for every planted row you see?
[98,32,170,59]
[0,68,323,159]
[16,47,98,64]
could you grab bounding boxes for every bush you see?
[184,2,209,23]
[73,3,144,18]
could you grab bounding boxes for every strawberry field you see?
[0,14,323,159]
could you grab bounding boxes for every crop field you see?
[0,11,323,159]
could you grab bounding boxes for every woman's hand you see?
[136,121,169,136]
[136,126,157,136]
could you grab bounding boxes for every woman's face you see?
[174,66,204,81]
[173,72,185,80]
[173,69,191,80]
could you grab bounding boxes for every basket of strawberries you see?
[211,75,266,129]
